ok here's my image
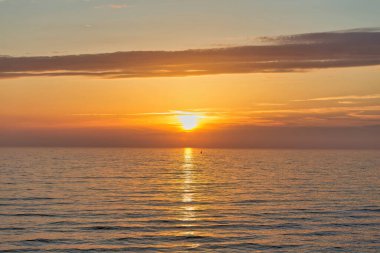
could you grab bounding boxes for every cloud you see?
[1,104,379,147]
[0,29,380,79]
[109,4,128,9]
[94,4,128,9]
[67,104,380,128]
[259,28,380,45]
[255,103,286,106]
[293,94,380,102]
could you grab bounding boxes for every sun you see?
[177,113,201,131]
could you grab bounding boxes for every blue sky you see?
[1,0,380,56]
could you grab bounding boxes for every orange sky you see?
[2,66,379,129]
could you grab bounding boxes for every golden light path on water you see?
[179,148,199,248]
[182,148,195,212]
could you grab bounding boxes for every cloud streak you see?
[0,29,380,79]
[293,94,380,102]
[94,4,128,9]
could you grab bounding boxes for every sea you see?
[0,148,379,252]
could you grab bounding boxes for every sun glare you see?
[177,113,201,131]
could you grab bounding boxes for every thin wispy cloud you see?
[68,103,380,128]
[259,28,380,44]
[0,29,379,79]
[293,94,380,102]
[255,103,287,106]
[109,4,128,9]
[94,4,128,9]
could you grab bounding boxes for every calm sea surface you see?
[0,148,379,252]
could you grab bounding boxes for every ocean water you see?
[0,148,379,252]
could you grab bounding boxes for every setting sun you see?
[177,113,201,131]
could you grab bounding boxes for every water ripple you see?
[0,148,379,252]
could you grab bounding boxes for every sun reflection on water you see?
[181,148,196,221]
[180,148,201,248]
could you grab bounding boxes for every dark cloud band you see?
[1,29,380,79]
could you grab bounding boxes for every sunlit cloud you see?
[293,94,380,102]
[337,101,356,104]
[94,3,128,9]
[255,103,287,106]
[109,4,128,9]
[66,103,380,129]
[1,29,379,79]
[2,104,379,147]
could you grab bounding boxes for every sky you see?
[0,0,379,148]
